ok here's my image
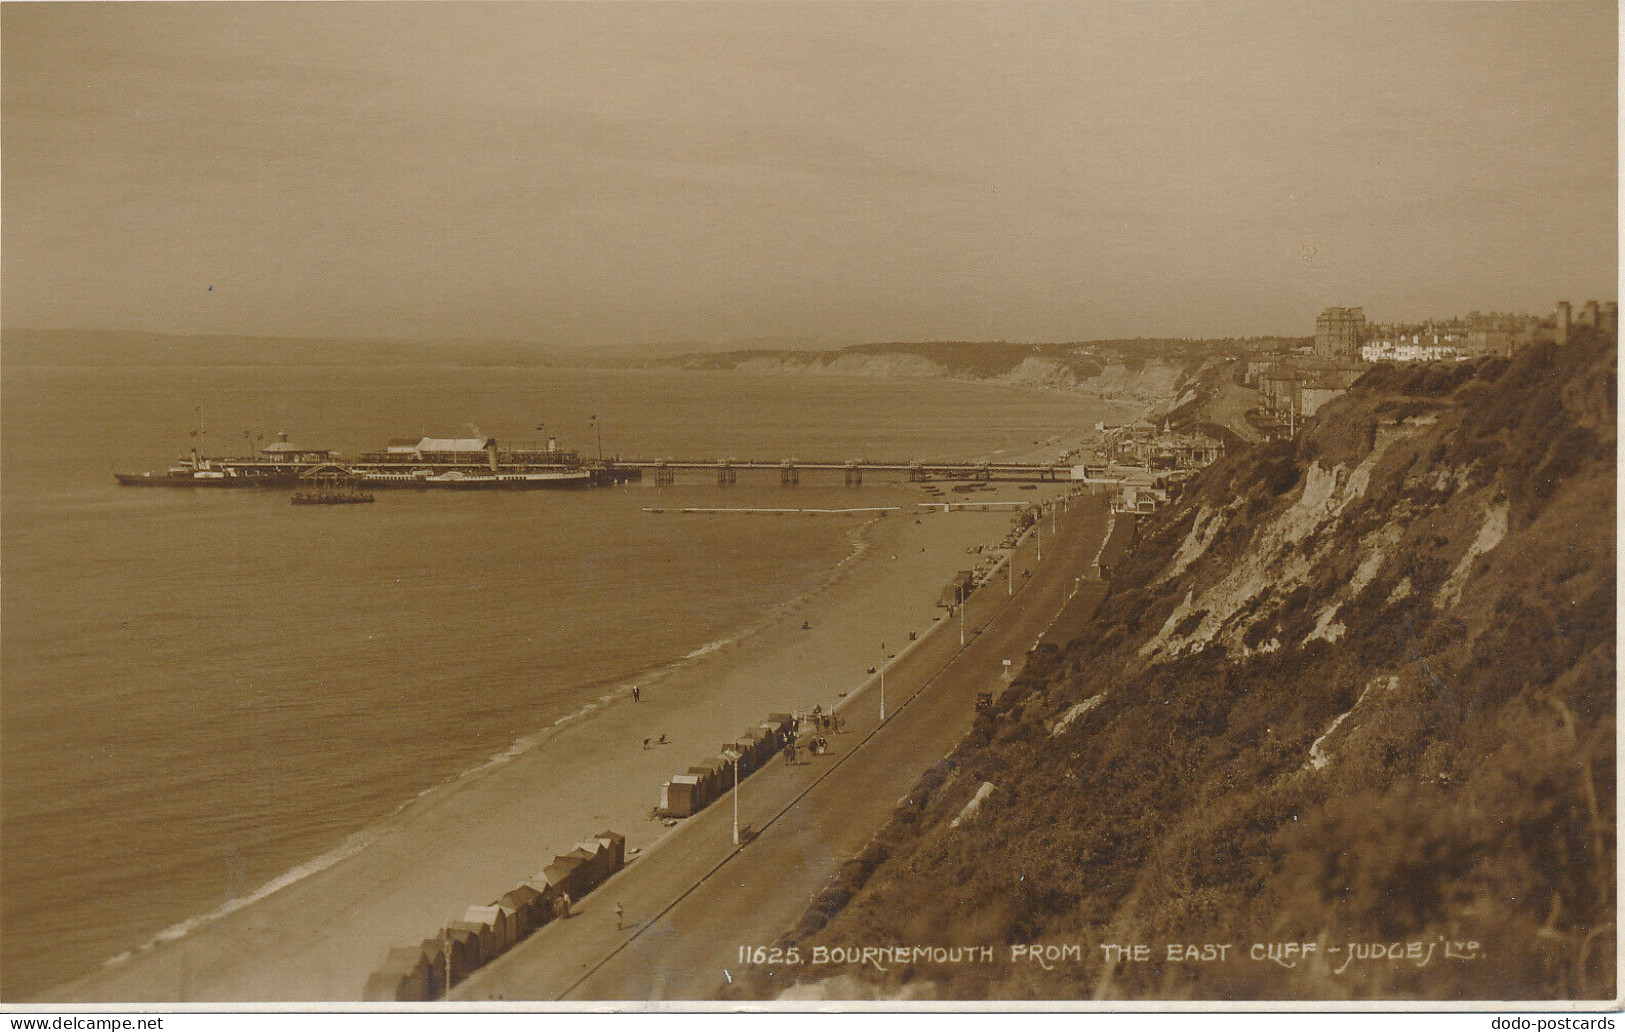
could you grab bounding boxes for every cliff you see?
[652,339,1298,413]
[750,329,1616,1001]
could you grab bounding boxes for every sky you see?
[2,1,1617,350]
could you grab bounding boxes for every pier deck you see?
[621,458,1075,485]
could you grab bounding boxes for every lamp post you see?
[879,643,886,721]
[732,756,740,846]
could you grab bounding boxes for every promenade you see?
[451,492,1111,1001]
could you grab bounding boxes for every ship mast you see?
[189,406,206,467]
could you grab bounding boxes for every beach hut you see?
[741,734,770,773]
[464,903,514,954]
[448,918,497,966]
[491,900,524,946]
[686,765,720,807]
[363,970,412,1003]
[435,925,482,987]
[522,878,560,931]
[568,843,611,891]
[737,727,771,768]
[498,884,544,940]
[362,946,432,1002]
[567,842,603,888]
[526,876,565,926]
[594,830,627,871]
[699,756,730,790]
[764,713,796,746]
[748,727,774,765]
[720,745,747,784]
[418,938,448,999]
[389,946,433,1000]
[940,570,976,608]
[659,774,705,818]
[545,853,588,898]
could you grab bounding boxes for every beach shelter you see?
[448,918,498,966]
[436,925,482,986]
[465,903,514,954]
[498,884,544,939]
[594,830,627,871]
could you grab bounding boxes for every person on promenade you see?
[632,686,640,703]
[615,903,624,930]
[561,893,572,919]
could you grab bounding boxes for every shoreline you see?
[47,469,1083,1003]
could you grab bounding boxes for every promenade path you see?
[451,491,1112,1002]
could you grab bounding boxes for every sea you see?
[1,359,1130,999]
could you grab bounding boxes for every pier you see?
[624,458,1075,486]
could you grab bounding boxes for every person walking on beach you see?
[632,686,640,703]
[615,902,625,930]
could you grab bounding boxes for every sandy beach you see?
[51,461,1085,1002]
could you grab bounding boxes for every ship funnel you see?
[548,437,558,454]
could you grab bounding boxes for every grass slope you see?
[744,329,1616,1002]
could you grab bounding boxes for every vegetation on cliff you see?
[653,338,1304,394]
[747,329,1615,1001]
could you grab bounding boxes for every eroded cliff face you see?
[656,341,1208,411]
[746,331,1615,1002]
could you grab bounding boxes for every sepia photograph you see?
[1,0,1617,1013]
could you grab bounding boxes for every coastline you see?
[48,472,1080,1002]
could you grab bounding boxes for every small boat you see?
[291,489,374,505]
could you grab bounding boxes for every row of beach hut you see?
[657,712,797,819]
[363,829,626,1001]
